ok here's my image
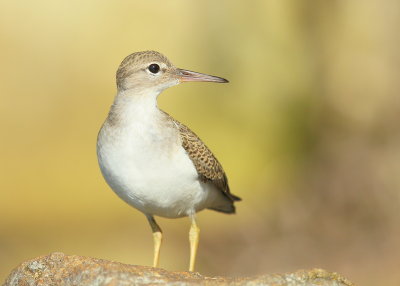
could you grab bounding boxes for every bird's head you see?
[116,51,228,94]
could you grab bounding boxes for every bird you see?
[97,51,241,272]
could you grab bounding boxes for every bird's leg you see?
[146,215,162,268]
[189,215,200,272]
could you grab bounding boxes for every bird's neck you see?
[106,89,162,128]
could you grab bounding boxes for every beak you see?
[177,68,229,83]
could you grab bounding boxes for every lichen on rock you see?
[3,252,355,286]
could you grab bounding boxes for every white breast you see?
[97,92,218,218]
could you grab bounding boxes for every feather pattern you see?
[162,111,241,202]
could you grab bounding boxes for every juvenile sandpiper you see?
[97,51,241,272]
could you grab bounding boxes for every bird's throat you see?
[106,89,162,129]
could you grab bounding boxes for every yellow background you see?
[1,1,399,285]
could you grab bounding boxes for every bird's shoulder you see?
[160,110,232,196]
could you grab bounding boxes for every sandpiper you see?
[97,51,241,272]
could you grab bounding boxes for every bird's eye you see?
[148,64,160,74]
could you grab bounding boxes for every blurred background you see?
[1,1,399,285]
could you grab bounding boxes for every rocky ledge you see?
[3,252,355,286]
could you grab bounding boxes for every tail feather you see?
[208,204,236,214]
[228,193,242,201]
[208,193,241,214]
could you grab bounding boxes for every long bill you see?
[177,68,229,83]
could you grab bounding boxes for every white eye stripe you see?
[145,69,161,77]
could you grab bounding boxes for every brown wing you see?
[172,118,241,202]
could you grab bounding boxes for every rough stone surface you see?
[3,253,355,286]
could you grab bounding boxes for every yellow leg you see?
[189,215,200,272]
[146,215,162,268]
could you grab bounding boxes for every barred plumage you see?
[162,111,241,203]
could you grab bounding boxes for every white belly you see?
[97,122,216,218]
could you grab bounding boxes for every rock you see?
[3,252,355,286]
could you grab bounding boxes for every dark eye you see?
[148,64,160,74]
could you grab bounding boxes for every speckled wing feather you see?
[166,114,241,202]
